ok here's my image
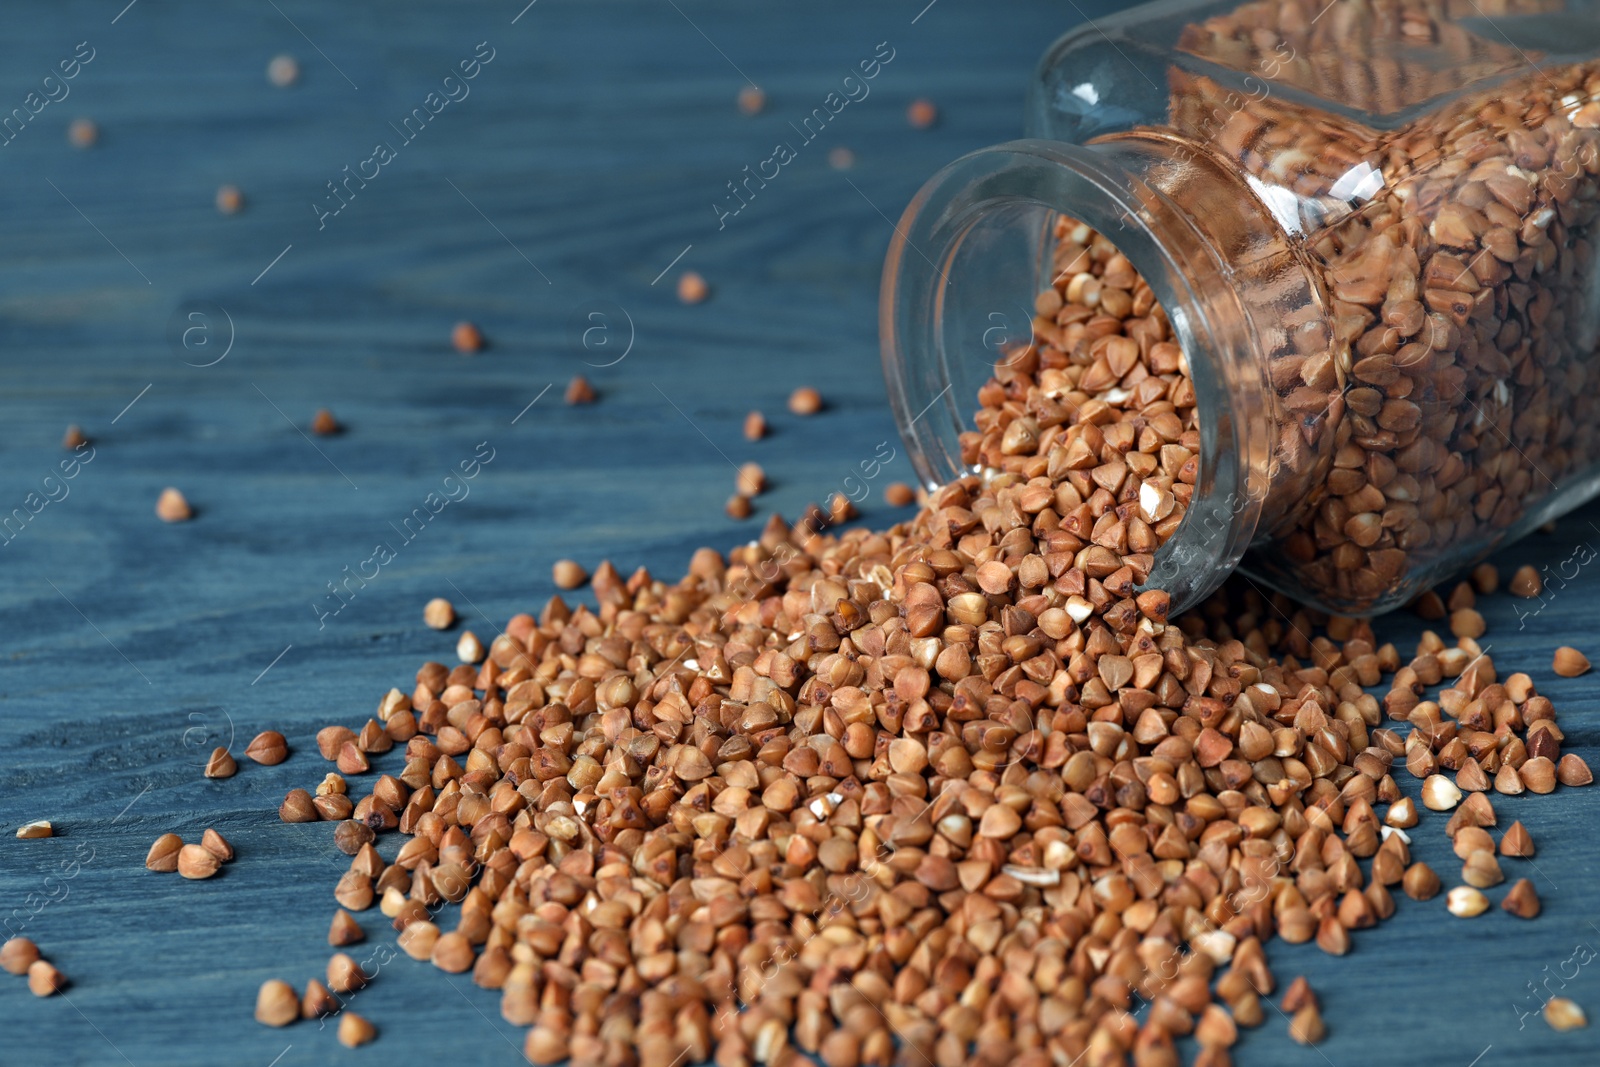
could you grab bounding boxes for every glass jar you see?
[881,0,1600,616]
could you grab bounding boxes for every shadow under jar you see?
[882,0,1600,616]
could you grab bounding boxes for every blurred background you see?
[1,2,1597,1064]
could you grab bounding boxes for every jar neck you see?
[881,136,1328,613]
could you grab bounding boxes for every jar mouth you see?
[880,138,1274,614]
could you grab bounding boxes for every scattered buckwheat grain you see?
[736,84,765,115]
[203,746,237,778]
[266,54,299,87]
[551,559,586,589]
[156,487,192,522]
[424,597,455,630]
[255,979,299,1026]
[177,844,220,879]
[338,1012,377,1047]
[677,271,709,304]
[245,730,288,765]
[1545,997,1588,1031]
[787,386,822,414]
[736,462,765,497]
[451,321,484,354]
[0,938,39,976]
[27,960,65,997]
[1554,646,1591,677]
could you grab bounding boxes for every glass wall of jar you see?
[882,0,1600,615]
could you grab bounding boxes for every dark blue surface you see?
[0,2,1597,1065]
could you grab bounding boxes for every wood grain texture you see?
[0,2,1596,1065]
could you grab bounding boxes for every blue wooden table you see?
[1,2,1597,1064]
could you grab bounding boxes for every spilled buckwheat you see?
[267,205,1595,1067]
[274,0,1600,1049]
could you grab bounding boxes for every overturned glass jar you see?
[883,0,1600,615]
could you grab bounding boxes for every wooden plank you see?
[0,1,1596,1064]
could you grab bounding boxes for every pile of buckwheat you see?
[245,209,1593,1067]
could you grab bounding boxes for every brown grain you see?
[328,910,364,946]
[255,979,299,1026]
[1501,820,1536,857]
[1281,977,1318,1013]
[279,788,317,823]
[314,793,353,821]
[1461,850,1504,888]
[334,870,374,911]
[736,85,765,115]
[201,828,234,862]
[203,747,236,778]
[1470,564,1499,594]
[0,937,39,976]
[1554,646,1591,677]
[177,844,220,879]
[1447,886,1490,917]
[431,931,475,973]
[156,487,192,522]
[1503,878,1542,919]
[787,386,822,415]
[564,374,595,405]
[301,979,339,1020]
[1403,862,1441,901]
[398,920,439,960]
[266,55,298,87]
[1522,756,1559,794]
[1510,565,1543,598]
[334,819,375,855]
[316,726,355,760]
[326,953,368,993]
[736,462,765,497]
[26,960,64,997]
[1559,753,1594,786]
[67,118,97,148]
[1546,998,1589,1031]
[335,742,370,775]
[676,271,709,304]
[338,1011,377,1047]
[454,630,484,665]
[245,730,288,765]
[423,597,455,630]
[1288,1004,1325,1045]
[452,321,484,354]
[552,559,587,589]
